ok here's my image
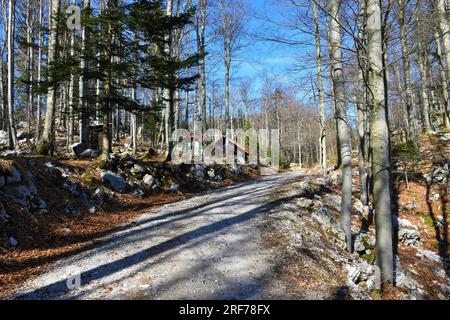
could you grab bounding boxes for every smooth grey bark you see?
[435,31,450,127]
[367,0,394,285]
[39,0,61,155]
[437,0,450,122]
[324,12,341,168]
[0,48,3,132]
[219,0,242,130]
[7,0,18,149]
[418,49,434,134]
[35,0,44,139]
[398,0,417,145]
[173,0,182,131]
[297,117,303,168]
[26,0,34,135]
[329,0,352,252]
[184,1,191,130]
[356,71,369,206]
[131,34,138,154]
[393,64,409,139]
[101,0,116,160]
[200,0,207,131]
[0,0,7,132]
[356,2,368,205]
[79,0,90,145]
[164,0,175,161]
[67,22,76,149]
[313,1,327,175]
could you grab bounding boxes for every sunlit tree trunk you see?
[164,0,175,161]
[313,1,327,175]
[101,0,116,160]
[329,0,353,252]
[356,2,369,205]
[398,0,417,144]
[367,0,394,285]
[435,31,450,127]
[418,48,434,134]
[26,0,34,136]
[7,0,18,149]
[437,0,450,121]
[79,0,91,145]
[325,12,341,168]
[35,0,44,139]
[67,12,76,149]
[356,71,369,205]
[0,0,8,132]
[131,34,138,154]
[38,0,61,155]
[200,0,207,132]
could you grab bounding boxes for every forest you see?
[0,0,449,301]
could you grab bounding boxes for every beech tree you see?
[37,0,61,155]
[366,0,394,285]
[7,0,18,149]
[328,0,353,252]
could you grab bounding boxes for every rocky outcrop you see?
[397,218,421,246]
[100,171,127,193]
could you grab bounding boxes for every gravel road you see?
[12,171,304,300]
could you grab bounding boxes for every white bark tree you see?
[79,0,90,145]
[367,0,394,284]
[329,0,353,252]
[7,0,18,149]
[219,0,245,130]
[313,1,327,175]
[436,0,450,125]
[398,0,418,145]
[35,0,44,139]
[38,0,61,155]
[435,31,450,127]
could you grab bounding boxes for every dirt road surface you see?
[11,172,306,300]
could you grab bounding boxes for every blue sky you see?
[207,0,318,105]
[0,0,319,107]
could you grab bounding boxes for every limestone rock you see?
[101,171,126,193]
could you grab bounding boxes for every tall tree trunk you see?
[329,0,353,252]
[26,0,34,136]
[0,2,7,133]
[67,18,76,149]
[131,33,138,154]
[356,2,369,205]
[0,51,4,133]
[221,0,231,130]
[79,0,91,145]
[102,110,112,160]
[7,0,18,149]
[435,31,450,127]
[38,0,61,155]
[437,0,450,122]
[356,71,369,205]
[325,12,341,168]
[101,0,116,160]
[35,0,44,139]
[367,0,394,285]
[164,0,175,161]
[398,0,417,145]
[313,1,327,175]
[224,63,230,130]
[200,0,207,132]
[418,49,434,134]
